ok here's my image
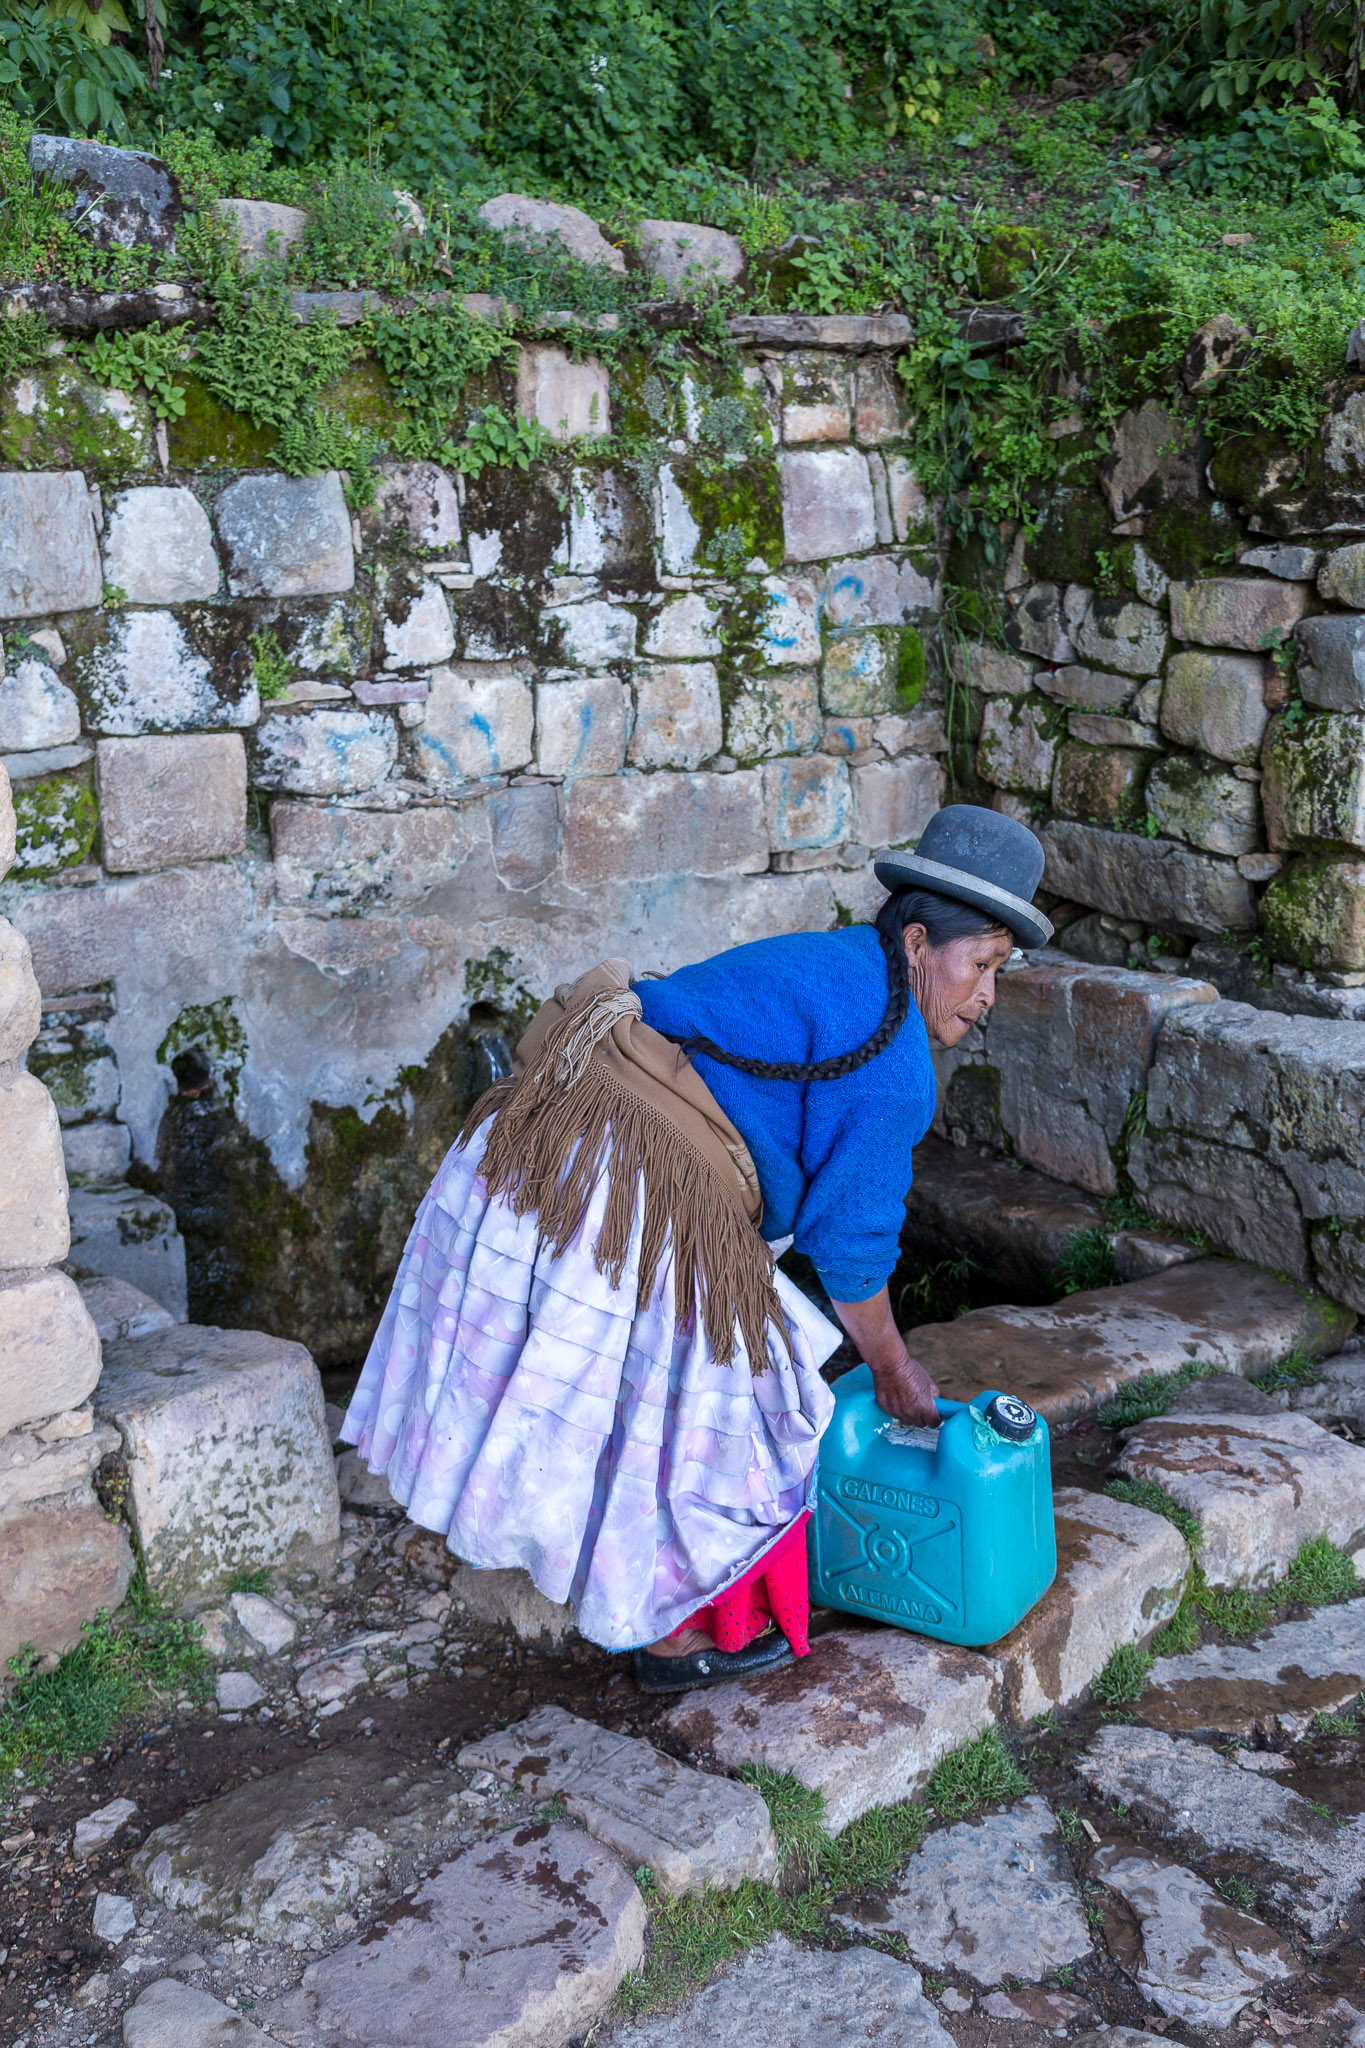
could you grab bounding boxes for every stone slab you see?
[297,1821,645,2048]
[912,1260,1346,1428]
[1115,1408,1365,1588]
[0,469,102,617]
[103,485,220,603]
[0,1498,134,1675]
[215,472,354,597]
[1092,1844,1298,2026]
[0,1068,69,1266]
[664,1626,998,1834]
[459,1704,778,1894]
[905,1135,1111,1294]
[990,1489,1191,1720]
[835,1795,1090,1985]
[95,1322,340,1602]
[0,1266,102,1434]
[0,915,41,1063]
[1141,1597,1365,1738]
[613,1933,952,2048]
[1043,820,1257,935]
[76,1272,175,1342]
[132,1749,468,1946]
[0,1415,115,1511]
[124,1976,279,2048]
[96,735,247,873]
[67,1185,188,1321]
[1078,1723,1365,1937]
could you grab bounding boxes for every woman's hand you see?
[827,1284,941,1426]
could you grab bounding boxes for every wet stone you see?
[290,1820,645,2048]
[664,1626,998,1834]
[1092,1845,1298,2026]
[835,1795,1089,1984]
[1078,1723,1365,1937]
[613,1933,954,2048]
[1141,1596,1365,1739]
[459,1704,778,1895]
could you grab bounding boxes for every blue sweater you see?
[635,926,936,1304]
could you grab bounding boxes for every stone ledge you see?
[727,313,914,350]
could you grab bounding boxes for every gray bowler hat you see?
[874,804,1053,950]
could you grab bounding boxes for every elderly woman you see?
[341,805,1051,1693]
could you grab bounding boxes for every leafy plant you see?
[452,403,554,477]
[0,6,143,138]
[80,323,191,419]
[248,628,292,702]
[369,306,514,458]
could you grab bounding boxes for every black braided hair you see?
[669,887,1010,1084]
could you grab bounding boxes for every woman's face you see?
[905,923,1015,1046]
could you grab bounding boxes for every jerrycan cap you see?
[985,1393,1038,1442]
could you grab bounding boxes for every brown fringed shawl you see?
[458,960,787,1369]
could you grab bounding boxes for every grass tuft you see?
[1311,1708,1358,1737]
[1151,1595,1202,1658]
[1092,1641,1153,1709]
[1104,1476,1203,1550]
[820,1794,929,1892]
[926,1727,1028,1818]
[1096,1359,1223,1431]
[1053,1226,1119,1297]
[1282,1534,1360,1606]
[227,1566,274,1596]
[1194,1582,1275,1639]
[1251,1346,1324,1394]
[739,1765,830,1885]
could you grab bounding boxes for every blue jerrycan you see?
[807,1366,1056,1647]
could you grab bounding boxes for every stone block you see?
[951,640,1036,697]
[990,1489,1190,1719]
[915,1260,1348,1428]
[1037,663,1135,711]
[1043,820,1257,933]
[62,1120,131,1185]
[1242,542,1320,579]
[252,708,396,796]
[756,576,822,667]
[487,781,560,889]
[905,1135,1110,1294]
[1146,753,1261,856]
[854,356,909,444]
[619,1937,951,2048]
[1090,1847,1297,2027]
[0,1500,134,1678]
[214,472,355,597]
[1116,1408,1365,1589]
[1,860,245,998]
[637,217,744,294]
[0,1069,68,1266]
[78,608,257,735]
[820,553,935,627]
[1170,577,1308,651]
[414,663,533,784]
[545,597,637,667]
[124,1979,277,2047]
[1262,856,1365,972]
[1052,742,1148,828]
[654,461,701,576]
[0,470,101,617]
[29,134,183,250]
[1264,710,1365,853]
[1073,594,1167,677]
[781,447,876,561]
[1008,581,1081,664]
[0,915,40,1061]
[216,196,307,264]
[852,756,943,848]
[725,670,820,762]
[517,345,610,440]
[0,1267,101,1435]
[1101,399,1202,521]
[1142,1599,1365,1740]
[0,758,12,875]
[628,662,722,769]
[270,801,475,910]
[535,674,631,778]
[977,695,1058,795]
[0,1417,115,1515]
[1296,614,1365,712]
[67,1185,187,1320]
[0,658,80,752]
[820,629,898,717]
[381,580,454,667]
[881,454,928,540]
[460,1705,777,1895]
[763,753,850,850]
[643,591,722,660]
[96,733,246,873]
[480,192,627,271]
[1160,649,1269,765]
[564,770,767,885]
[102,485,219,603]
[372,461,461,548]
[95,1322,340,1601]
[780,351,852,444]
[665,1627,998,1834]
[1319,542,1365,608]
[77,1272,173,1344]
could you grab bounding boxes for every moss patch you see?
[0,362,153,474]
[166,371,278,469]
[679,454,784,575]
[1261,855,1365,972]
[897,626,926,708]
[12,774,97,875]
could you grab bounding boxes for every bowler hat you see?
[874,804,1053,949]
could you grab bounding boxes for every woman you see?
[341,805,1052,1694]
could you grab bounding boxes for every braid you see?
[663,886,1009,1085]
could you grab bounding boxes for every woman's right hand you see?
[871,1352,941,1426]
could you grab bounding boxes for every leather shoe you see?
[632,1631,795,1694]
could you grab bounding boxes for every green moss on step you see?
[167,372,278,469]
[679,455,784,575]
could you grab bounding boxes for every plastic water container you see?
[807,1365,1056,1647]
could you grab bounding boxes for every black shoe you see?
[632,1631,796,1694]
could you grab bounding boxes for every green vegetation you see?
[226,1564,273,1595]
[1282,1533,1360,1606]
[1054,1226,1119,1297]
[1095,1359,1222,1431]
[1104,1475,1204,1550]
[248,626,292,702]
[926,1726,1029,1816]
[1092,1640,1153,1709]
[0,1577,210,1790]
[1251,1346,1326,1395]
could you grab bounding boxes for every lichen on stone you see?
[11,773,98,875]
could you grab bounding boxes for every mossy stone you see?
[679,454,783,575]
[167,372,278,469]
[977,223,1049,300]
[0,362,153,475]
[898,626,926,708]
[1027,487,1111,586]
[1261,855,1365,971]
[1205,431,1295,509]
[1142,500,1243,582]
[319,356,406,439]
[11,774,97,876]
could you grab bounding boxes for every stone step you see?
[124,1977,280,2047]
[833,1794,1091,1986]
[1291,1337,1365,1429]
[1140,1597,1365,1738]
[663,1626,997,1834]
[95,1322,339,1604]
[459,1703,778,1895]
[1114,1405,1365,1587]
[904,1135,1198,1296]
[75,1271,175,1342]
[912,1259,1351,1426]
[263,1821,645,2048]
[1078,1723,1365,1938]
[1089,1842,1299,2026]
[66,1182,187,1322]
[990,1487,1191,1721]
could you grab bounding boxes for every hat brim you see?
[874,850,1054,950]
